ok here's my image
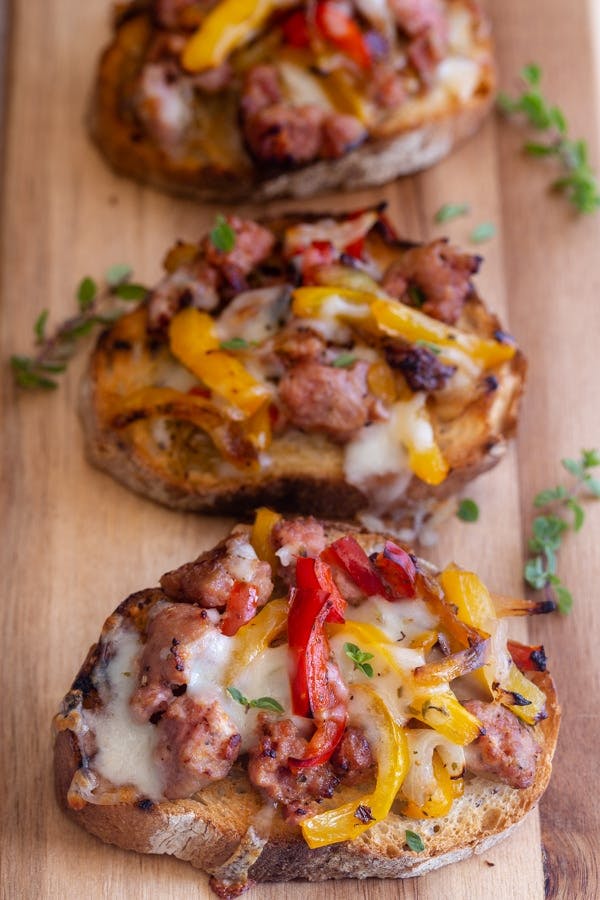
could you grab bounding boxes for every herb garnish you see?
[227,686,284,713]
[407,285,426,307]
[220,337,250,351]
[210,215,236,253]
[524,449,600,613]
[457,498,479,523]
[331,353,357,368]
[405,830,425,852]
[10,266,148,390]
[498,64,600,214]
[434,203,470,224]
[469,222,496,244]
[343,642,375,678]
[415,339,441,356]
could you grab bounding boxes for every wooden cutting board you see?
[1,1,599,897]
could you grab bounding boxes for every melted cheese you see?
[82,587,481,802]
[344,396,435,512]
[89,626,163,801]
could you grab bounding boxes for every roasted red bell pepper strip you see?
[288,558,349,767]
[288,586,329,716]
[290,598,347,769]
[321,535,387,598]
[315,1,371,70]
[373,541,417,599]
[296,555,346,623]
[344,236,365,259]
[507,640,548,673]
[221,583,260,637]
[282,9,311,47]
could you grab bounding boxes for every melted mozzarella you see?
[437,57,482,103]
[344,398,437,512]
[90,626,163,801]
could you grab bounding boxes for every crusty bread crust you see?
[53,525,559,887]
[88,2,496,202]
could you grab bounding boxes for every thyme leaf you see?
[227,686,284,713]
[11,266,148,391]
[499,64,600,214]
[210,215,236,253]
[405,830,425,852]
[434,203,470,224]
[524,449,600,612]
[457,498,479,522]
[343,642,375,678]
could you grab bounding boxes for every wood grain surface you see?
[1,1,600,898]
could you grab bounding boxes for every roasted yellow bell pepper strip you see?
[410,631,439,653]
[402,751,463,820]
[439,565,496,695]
[403,400,449,486]
[410,691,482,746]
[439,566,546,723]
[244,401,272,452]
[330,621,481,745]
[292,287,516,370]
[501,663,547,725]
[169,306,220,355]
[292,285,371,319]
[250,507,281,570]
[226,598,288,684]
[439,566,496,631]
[169,307,271,418]
[321,69,371,124]
[182,0,284,72]
[301,685,409,848]
[370,297,516,369]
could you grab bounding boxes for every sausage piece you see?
[463,700,542,789]
[160,533,273,611]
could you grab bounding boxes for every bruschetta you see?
[90,0,496,201]
[81,207,525,534]
[54,515,559,897]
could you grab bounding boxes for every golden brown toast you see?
[81,208,526,529]
[90,0,496,201]
[54,519,559,896]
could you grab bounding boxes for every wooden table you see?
[2,1,599,897]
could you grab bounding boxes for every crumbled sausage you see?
[247,716,339,821]
[202,216,275,278]
[147,260,220,331]
[160,533,273,610]
[278,359,380,442]
[463,700,542,789]
[271,516,327,567]
[330,727,375,783]
[155,696,241,799]
[382,239,482,324]
[130,602,212,721]
[241,65,365,166]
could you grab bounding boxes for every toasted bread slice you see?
[90,0,495,202]
[54,519,559,895]
[81,208,526,529]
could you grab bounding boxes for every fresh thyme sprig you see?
[226,686,284,713]
[524,449,600,613]
[343,642,375,677]
[10,266,148,390]
[498,64,600,214]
